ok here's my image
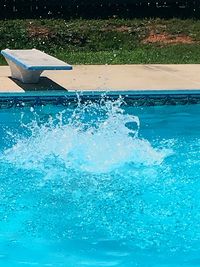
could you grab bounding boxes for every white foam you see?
[1,99,171,174]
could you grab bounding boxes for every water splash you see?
[1,98,170,174]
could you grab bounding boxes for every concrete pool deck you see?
[0,64,200,93]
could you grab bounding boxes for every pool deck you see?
[0,64,200,93]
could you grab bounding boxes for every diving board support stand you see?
[1,49,73,84]
[5,58,43,83]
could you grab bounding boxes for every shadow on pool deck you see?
[10,76,68,92]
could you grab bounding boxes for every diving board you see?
[1,49,73,83]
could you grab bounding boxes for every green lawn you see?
[0,18,200,64]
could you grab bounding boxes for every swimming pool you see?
[0,92,200,267]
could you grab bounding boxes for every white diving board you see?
[1,49,73,84]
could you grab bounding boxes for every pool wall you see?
[0,91,200,108]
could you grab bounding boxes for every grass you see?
[0,18,200,64]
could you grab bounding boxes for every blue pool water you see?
[0,97,200,266]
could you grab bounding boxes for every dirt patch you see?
[27,24,55,39]
[143,30,194,44]
[115,26,133,33]
[101,25,133,33]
